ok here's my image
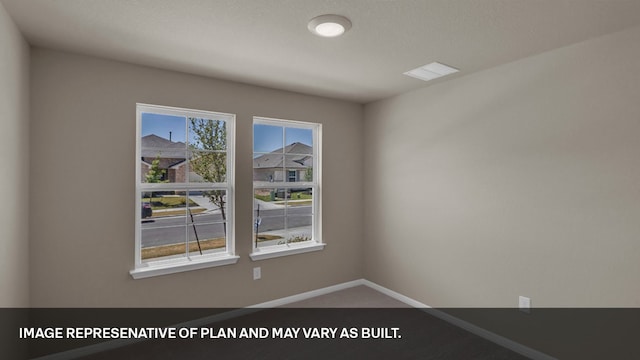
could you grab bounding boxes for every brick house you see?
[140,134,203,183]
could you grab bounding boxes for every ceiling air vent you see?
[403,62,459,82]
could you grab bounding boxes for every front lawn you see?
[272,200,312,206]
[142,234,283,260]
[254,192,312,202]
[142,196,199,210]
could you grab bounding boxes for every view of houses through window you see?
[133,106,320,276]
[253,118,320,252]
[135,104,234,271]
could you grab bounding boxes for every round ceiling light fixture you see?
[308,14,352,37]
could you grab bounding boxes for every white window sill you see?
[249,242,325,261]
[130,254,239,279]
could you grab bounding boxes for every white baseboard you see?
[33,278,555,360]
[248,279,366,308]
[360,279,557,360]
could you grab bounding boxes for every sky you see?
[141,113,186,143]
[253,124,313,153]
[141,113,313,153]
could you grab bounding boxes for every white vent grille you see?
[403,62,459,82]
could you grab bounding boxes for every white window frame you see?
[131,104,238,279]
[250,116,324,261]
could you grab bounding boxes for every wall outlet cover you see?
[519,296,531,314]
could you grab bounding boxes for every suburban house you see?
[140,134,206,183]
[3,1,640,359]
[253,142,313,182]
[140,134,187,182]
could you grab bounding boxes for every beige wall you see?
[19,2,640,311]
[29,49,364,307]
[0,1,30,307]
[364,25,640,307]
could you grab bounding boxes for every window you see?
[251,117,323,260]
[287,170,297,182]
[131,104,237,279]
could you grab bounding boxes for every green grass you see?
[150,208,205,218]
[254,192,312,202]
[273,200,312,206]
[142,196,198,210]
[254,194,272,202]
[291,193,312,200]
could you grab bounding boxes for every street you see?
[141,206,312,248]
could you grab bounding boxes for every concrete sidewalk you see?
[253,198,283,210]
[254,226,312,247]
[188,196,308,212]
[189,195,223,213]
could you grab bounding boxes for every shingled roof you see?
[254,142,312,169]
[141,134,187,159]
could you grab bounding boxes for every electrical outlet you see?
[519,296,531,314]
[253,267,261,280]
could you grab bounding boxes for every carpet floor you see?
[75,286,529,360]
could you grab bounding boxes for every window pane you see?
[284,188,314,209]
[254,216,285,249]
[141,113,186,144]
[136,105,235,274]
[140,152,187,183]
[141,225,187,264]
[141,224,186,248]
[140,189,231,262]
[285,127,313,152]
[254,188,285,249]
[254,188,280,210]
[285,188,313,244]
[185,190,228,257]
[253,188,286,214]
[284,216,313,244]
[253,153,284,182]
[187,191,227,223]
[189,151,227,183]
[141,114,187,184]
[253,188,314,249]
[188,222,227,256]
[188,118,227,151]
[254,124,283,153]
[252,118,319,253]
[284,155,313,183]
[141,191,188,222]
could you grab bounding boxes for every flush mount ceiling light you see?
[308,14,352,37]
[403,62,459,82]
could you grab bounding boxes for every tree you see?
[304,167,313,182]
[144,155,167,202]
[145,155,166,183]
[188,118,228,235]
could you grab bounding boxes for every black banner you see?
[3,308,640,359]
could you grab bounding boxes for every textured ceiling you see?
[3,0,640,103]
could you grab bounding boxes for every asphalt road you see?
[141,206,312,248]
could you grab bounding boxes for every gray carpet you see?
[75,286,529,360]
[282,285,411,308]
